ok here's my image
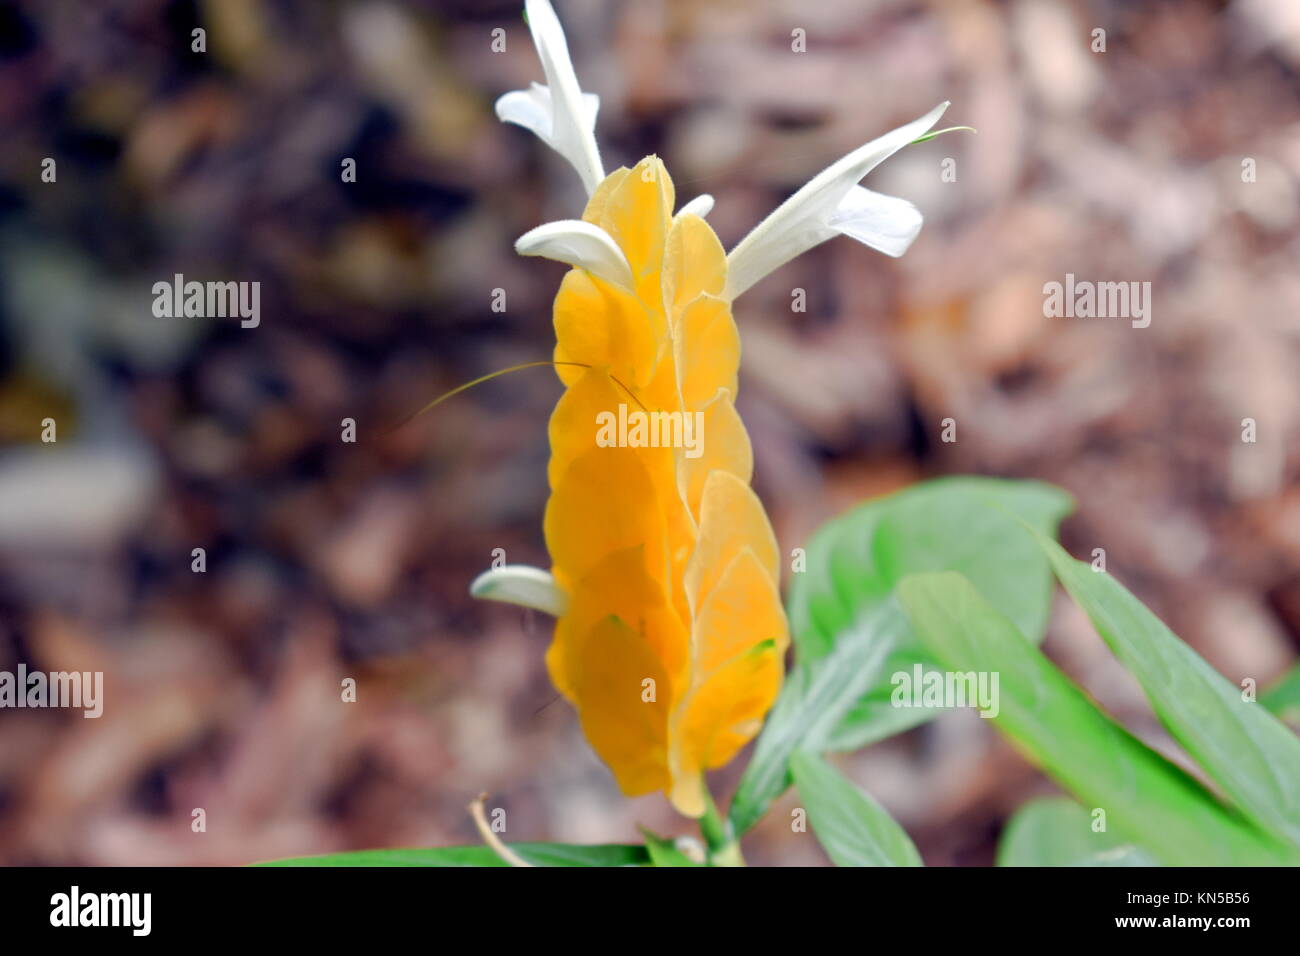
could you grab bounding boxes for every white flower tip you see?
[497,0,604,194]
[515,219,634,288]
[495,82,548,135]
[724,102,953,299]
[470,564,567,617]
[678,194,714,219]
[525,0,561,34]
[829,186,924,258]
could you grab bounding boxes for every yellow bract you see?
[543,156,789,818]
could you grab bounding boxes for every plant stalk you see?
[699,790,746,867]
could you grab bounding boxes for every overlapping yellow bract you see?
[542,157,788,817]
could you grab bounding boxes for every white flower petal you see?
[496,83,601,147]
[470,565,567,617]
[496,82,554,140]
[828,185,923,258]
[495,0,604,195]
[514,219,634,289]
[724,101,949,299]
[677,194,715,219]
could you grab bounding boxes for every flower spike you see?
[724,101,949,299]
[479,0,960,821]
[495,0,605,195]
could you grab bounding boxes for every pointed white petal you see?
[725,101,949,298]
[579,91,600,126]
[514,219,634,289]
[470,565,567,617]
[495,82,554,140]
[494,0,604,195]
[677,194,715,219]
[495,83,600,145]
[828,185,923,258]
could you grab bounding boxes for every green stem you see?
[699,790,746,867]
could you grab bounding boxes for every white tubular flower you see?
[724,101,950,300]
[495,0,605,195]
[471,565,568,617]
[514,219,634,289]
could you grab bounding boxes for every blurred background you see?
[0,0,1298,866]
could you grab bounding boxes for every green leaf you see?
[730,601,902,835]
[789,477,1072,661]
[996,797,1158,867]
[896,571,1297,866]
[638,828,704,867]
[257,843,651,867]
[800,478,1073,752]
[790,751,922,867]
[1035,534,1300,851]
[1263,665,1300,728]
[729,478,1071,834]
